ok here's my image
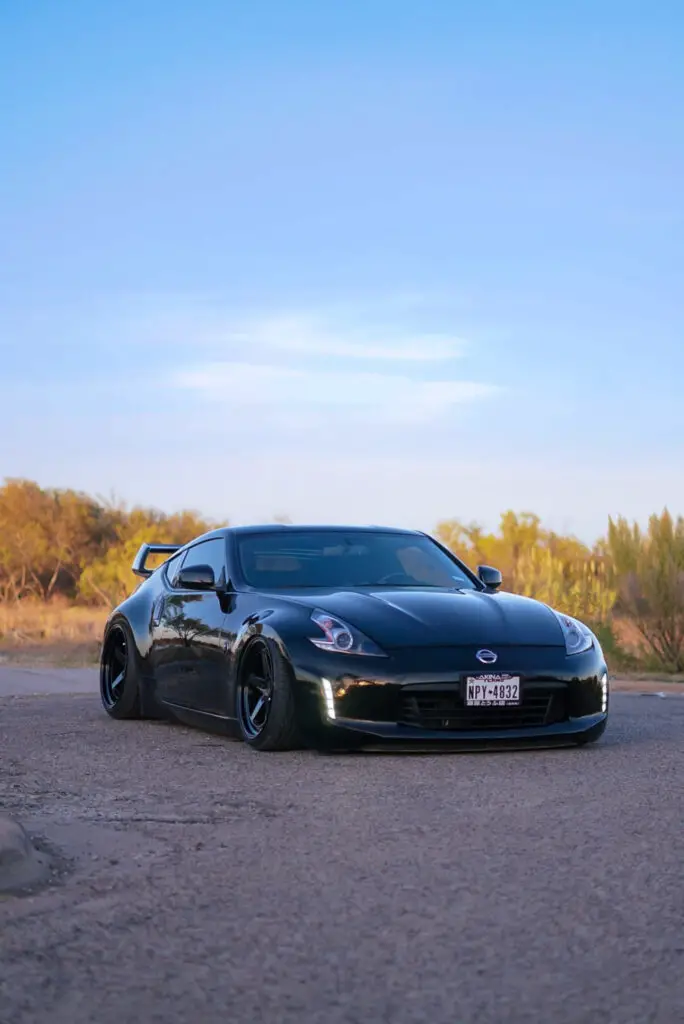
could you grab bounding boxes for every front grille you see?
[399,687,567,731]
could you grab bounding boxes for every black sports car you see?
[99,524,609,751]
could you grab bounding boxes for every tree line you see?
[1,477,683,672]
[0,478,221,608]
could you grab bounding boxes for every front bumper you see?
[316,711,608,751]
[288,640,609,749]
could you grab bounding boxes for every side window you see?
[184,538,227,583]
[164,549,188,588]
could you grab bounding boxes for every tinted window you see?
[164,549,188,587]
[184,537,226,583]
[236,531,477,590]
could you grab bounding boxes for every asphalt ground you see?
[0,668,683,1024]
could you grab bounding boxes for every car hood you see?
[280,587,566,648]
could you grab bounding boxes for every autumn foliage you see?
[0,478,220,607]
[1,478,683,672]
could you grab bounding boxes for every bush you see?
[436,511,616,629]
[607,510,684,672]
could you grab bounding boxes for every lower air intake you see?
[399,688,567,731]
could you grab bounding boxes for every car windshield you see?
[236,530,479,590]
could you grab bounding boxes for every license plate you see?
[465,674,520,706]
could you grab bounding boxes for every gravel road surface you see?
[1,668,682,1024]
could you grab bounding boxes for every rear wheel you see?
[100,621,144,720]
[235,638,301,751]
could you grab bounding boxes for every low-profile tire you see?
[235,637,302,751]
[574,718,608,746]
[100,619,144,720]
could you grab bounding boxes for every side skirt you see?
[161,700,241,739]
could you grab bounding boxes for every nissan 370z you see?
[99,524,609,752]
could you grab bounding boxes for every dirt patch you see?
[0,643,100,667]
[610,674,684,694]
[0,599,106,666]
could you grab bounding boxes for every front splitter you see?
[315,712,608,752]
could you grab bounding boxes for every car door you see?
[148,546,189,702]
[155,537,229,713]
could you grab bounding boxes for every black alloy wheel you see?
[237,639,275,739]
[101,624,129,711]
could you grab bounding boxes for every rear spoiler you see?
[132,543,182,579]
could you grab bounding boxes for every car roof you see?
[187,523,424,544]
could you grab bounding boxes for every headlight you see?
[308,609,387,657]
[553,611,594,656]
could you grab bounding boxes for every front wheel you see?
[235,638,301,751]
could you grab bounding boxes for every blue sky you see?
[1,1,682,543]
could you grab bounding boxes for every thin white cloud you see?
[161,307,491,426]
[65,299,472,363]
[172,361,500,425]
[109,307,466,361]
[228,313,467,361]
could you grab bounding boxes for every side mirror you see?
[177,564,216,590]
[477,565,503,590]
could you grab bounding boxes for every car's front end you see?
[286,605,609,751]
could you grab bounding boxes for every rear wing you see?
[132,543,182,579]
